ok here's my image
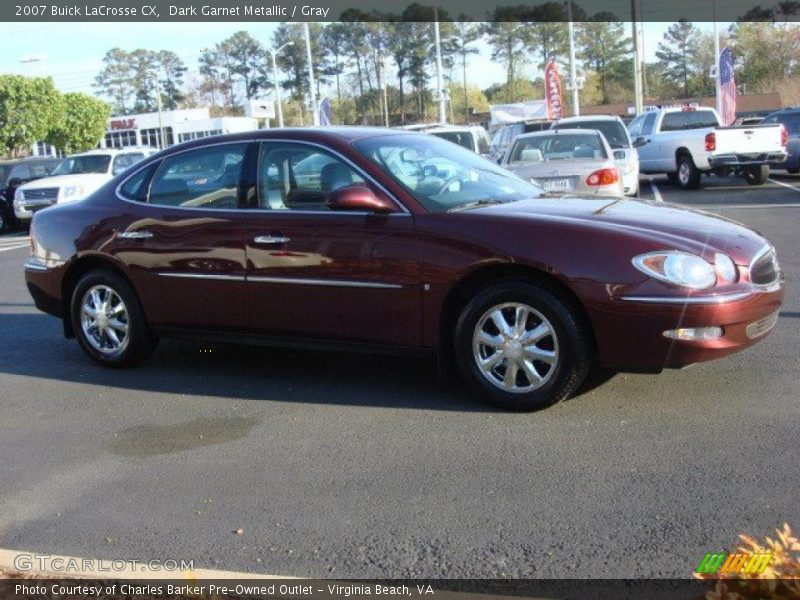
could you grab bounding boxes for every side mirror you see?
[7,177,22,189]
[327,185,396,214]
[613,150,626,160]
[632,136,647,148]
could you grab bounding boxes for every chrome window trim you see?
[248,276,404,289]
[619,291,754,304]
[114,138,412,216]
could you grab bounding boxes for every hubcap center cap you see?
[505,340,523,361]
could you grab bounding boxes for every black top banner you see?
[3,0,800,22]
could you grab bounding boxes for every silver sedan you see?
[500,129,624,197]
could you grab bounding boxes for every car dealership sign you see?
[110,118,137,130]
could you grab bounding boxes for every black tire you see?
[70,270,155,367]
[0,206,7,233]
[787,168,799,175]
[743,164,769,185]
[676,153,702,189]
[454,280,593,412]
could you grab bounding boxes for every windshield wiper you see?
[448,199,507,212]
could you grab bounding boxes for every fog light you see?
[663,326,723,341]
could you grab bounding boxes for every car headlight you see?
[61,185,84,199]
[633,251,717,290]
[619,160,637,174]
[13,188,24,205]
[714,252,738,283]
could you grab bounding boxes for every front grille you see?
[746,311,779,339]
[22,188,59,202]
[749,246,780,286]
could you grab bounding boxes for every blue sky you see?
[0,21,717,97]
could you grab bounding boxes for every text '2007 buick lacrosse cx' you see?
[24,128,784,411]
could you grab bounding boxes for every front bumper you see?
[709,152,787,167]
[587,284,785,371]
[14,199,56,221]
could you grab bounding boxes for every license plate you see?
[538,178,571,192]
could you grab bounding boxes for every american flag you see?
[319,97,332,126]
[719,47,737,126]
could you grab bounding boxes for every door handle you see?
[119,230,153,239]
[253,235,290,245]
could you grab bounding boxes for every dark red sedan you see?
[24,128,784,411]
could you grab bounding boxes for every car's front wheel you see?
[454,281,593,411]
[71,270,155,367]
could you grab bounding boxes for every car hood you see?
[478,196,767,264]
[18,174,109,190]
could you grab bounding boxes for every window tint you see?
[509,133,606,162]
[28,162,51,177]
[9,163,31,179]
[257,143,365,211]
[687,110,718,128]
[628,114,645,137]
[430,130,475,151]
[119,162,159,202]
[112,154,133,175]
[641,113,657,135]
[148,144,246,209]
[477,131,491,154]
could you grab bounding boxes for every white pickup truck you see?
[628,107,787,189]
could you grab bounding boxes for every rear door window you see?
[642,113,657,135]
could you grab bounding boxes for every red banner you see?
[544,61,563,120]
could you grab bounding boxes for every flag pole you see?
[713,1,722,116]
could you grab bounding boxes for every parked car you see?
[551,115,640,196]
[488,120,553,162]
[628,107,787,189]
[761,107,800,174]
[733,116,764,126]
[500,129,624,197]
[13,148,155,225]
[425,125,492,156]
[24,129,783,411]
[0,157,61,231]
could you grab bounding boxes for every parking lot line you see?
[768,178,800,193]
[0,243,29,253]
[648,178,663,202]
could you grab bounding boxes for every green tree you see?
[447,82,489,124]
[46,93,111,154]
[158,50,187,110]
[448,21,481,123]
[577,16,631,104]
[655,20,700,98]
[482,20,529,88]
[94,48,135,114]
[0,75,63,157]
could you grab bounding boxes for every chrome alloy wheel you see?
[472,302,559,394]
[80,285,130,355]
[678,161,691,185]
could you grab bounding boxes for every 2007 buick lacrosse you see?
[24,128,784,411]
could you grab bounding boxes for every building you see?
[99,108,262,150]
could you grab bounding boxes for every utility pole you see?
[304,23,319,126]
[434,10,446,124]
[631,0,644,115]
[155,79,165,149]
[566,0,580,116]
[267,42,294,128]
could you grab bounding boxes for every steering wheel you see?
[421,164,438,178]
[435,176,462,195]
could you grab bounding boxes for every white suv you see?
[425,125,493,157]
[14,148,155,223]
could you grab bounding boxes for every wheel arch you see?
[60,255,139,338]
[436,263,596,373]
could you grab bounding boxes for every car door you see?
[634,112,659,172]
[244,141,421,347]
[111,141,254,331]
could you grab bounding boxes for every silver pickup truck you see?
[629,107,787,189]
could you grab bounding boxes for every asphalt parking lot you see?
[0,173,798,579]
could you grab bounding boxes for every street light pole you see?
[434,10,446,124]
[267,41,293,128]
[566,0,580,116]
[304,23,319,126]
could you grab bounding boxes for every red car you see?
[24,129,784,411]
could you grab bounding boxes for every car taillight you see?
[585,168,619,186]
[781,124,788,148]
[705,132,716,151]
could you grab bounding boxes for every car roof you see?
[426,125,480,133]
[68,147,156,157]
[555,115,622,123]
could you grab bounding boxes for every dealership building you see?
[99,108,261,149]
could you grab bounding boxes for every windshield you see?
[429,130,474,150]
[508,133,607,163]
[0,165,9,185]
[51,155,112,176]
[554,120,629,148]
[353,134,541,213]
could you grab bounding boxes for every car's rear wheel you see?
[676,154,701,189]
[743,164,769,185]
[71,270,155,367]
[454,281,593,411]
